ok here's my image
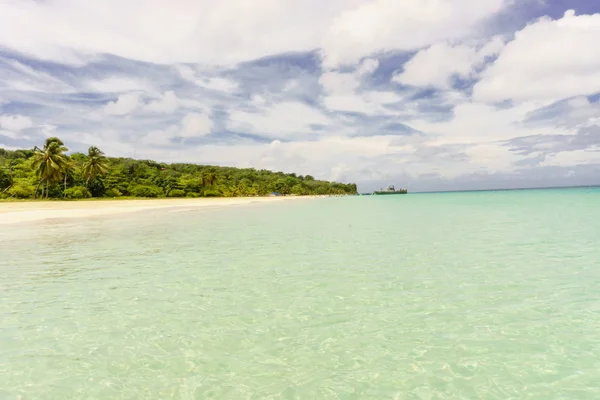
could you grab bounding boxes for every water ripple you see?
[1,191,600,398]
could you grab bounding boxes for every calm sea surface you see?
[1,188,600,399]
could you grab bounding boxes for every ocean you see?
[1,188,600,399]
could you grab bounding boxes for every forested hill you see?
[0,139,357,199]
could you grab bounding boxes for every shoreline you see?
[0,196,321,225]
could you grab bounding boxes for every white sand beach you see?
[0,196,314,225]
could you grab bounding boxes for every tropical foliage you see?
[81,146,109,187]
[0,139,357,200]
[31,137,70,199]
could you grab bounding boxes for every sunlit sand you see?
[0,196,317,225]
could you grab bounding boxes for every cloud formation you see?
[0,0,599,191]
[474,10,600,104]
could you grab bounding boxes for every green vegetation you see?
[0,138,357,200]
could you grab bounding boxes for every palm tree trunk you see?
[46,180,49,199]
[2,163,13,193]
[34,178,43,199]
[64,174,67,198]
[2,164,12,194]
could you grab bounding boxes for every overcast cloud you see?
[1,0,599,191]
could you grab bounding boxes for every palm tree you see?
[32,137,69,199]
[201,168,218,187]
[81,146,109,187]
[62,157,75,198]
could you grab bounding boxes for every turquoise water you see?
[1,188,600,399]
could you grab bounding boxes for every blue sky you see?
[1,0,599,192]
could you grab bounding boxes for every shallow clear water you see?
[2,188,600,399]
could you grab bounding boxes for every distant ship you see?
[373,185,408,195]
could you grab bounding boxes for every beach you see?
[0,196,313,225]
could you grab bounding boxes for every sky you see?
[1,0,600,192]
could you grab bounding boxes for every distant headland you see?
[0,138,358,200]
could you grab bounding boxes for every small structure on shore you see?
[373,185,408,195]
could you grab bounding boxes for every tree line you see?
[0,138,358,200]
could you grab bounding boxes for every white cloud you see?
[2,0,599,191]
[0,115,33,132]
[0,130,18,140]
[228,102,334,138]
[177,66,239,93]
[202,78,239,93]
[363,91,403,104]
[324,89,403,115]
[474,10,600,104]
[393,37,505,88]
[396,98,585,179]
[103,91,201,116]
[525,96,600,129]
[356,58,379,75]
[0,58,74,93]
[0,115,35,140]
[320,71,361,95]
[0,142,19,150]
[463,143,524,173]
[320,58,379,94]
[320,58,402,115]
[143,126,178,146]
[411,101,572,144]
[104,94,141,115]
[541,150,600,168]
[321,0,507,68]
[250,95,267,107]
[39,124,58,138]
[180,113,213,137]
[86,78,153,93]
[141,112,213,145]
[323,94,394,115]
[0,0,508,68]
[145,91,180,114]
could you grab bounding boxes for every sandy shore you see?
[0,196,315,225]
